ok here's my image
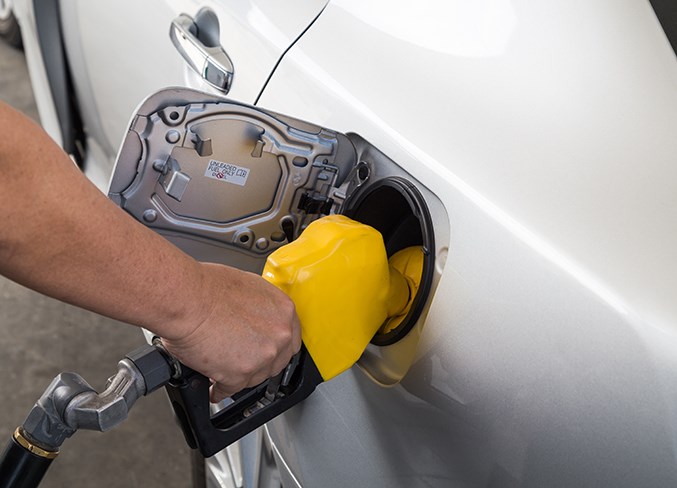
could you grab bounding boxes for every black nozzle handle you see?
[166,345,323,457]
[0,428,57,488]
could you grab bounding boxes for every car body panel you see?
[260,0,677,336]
[12,0,677,486]
[254,0,677,486]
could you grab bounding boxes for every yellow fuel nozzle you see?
[262,215,423,381]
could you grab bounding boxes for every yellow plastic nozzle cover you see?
[262,215,411,381]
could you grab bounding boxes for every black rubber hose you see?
[0,435,54,488]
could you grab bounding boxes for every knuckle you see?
[278,297,296,320]
[262,343,278,363]
[240,359,259,377]
[276,323,293,344]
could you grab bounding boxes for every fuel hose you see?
[0,428,58,488]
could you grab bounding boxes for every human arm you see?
[0,102,301,402]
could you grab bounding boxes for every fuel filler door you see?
[109,87,357,272]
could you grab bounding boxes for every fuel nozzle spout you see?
[263,215,422,381]
[382,245,425,335]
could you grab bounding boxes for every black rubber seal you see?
[343,177,435,346]
[33,0,86,166]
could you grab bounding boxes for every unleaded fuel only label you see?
[204,160,250,186]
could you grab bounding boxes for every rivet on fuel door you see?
[165,130,181,144]
[255,238,269,250]
[142,209,158,223]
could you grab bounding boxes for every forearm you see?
[0,102,300,401]
[0,102,205,339]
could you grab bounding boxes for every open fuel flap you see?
[109,87,440,363]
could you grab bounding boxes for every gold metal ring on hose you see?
[13,427,59,459]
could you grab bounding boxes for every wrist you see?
[145,260,213,343]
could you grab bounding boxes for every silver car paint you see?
[255,0,677,486]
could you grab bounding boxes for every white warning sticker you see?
[204,159,250,186]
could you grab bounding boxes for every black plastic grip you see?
[0,435,54,488]
[125,343,174,395]
[166,346,323,457]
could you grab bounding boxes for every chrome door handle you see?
[170,13,234,93]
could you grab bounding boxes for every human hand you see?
[161,262,301,403]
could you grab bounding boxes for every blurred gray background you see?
[0,40,191,487]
